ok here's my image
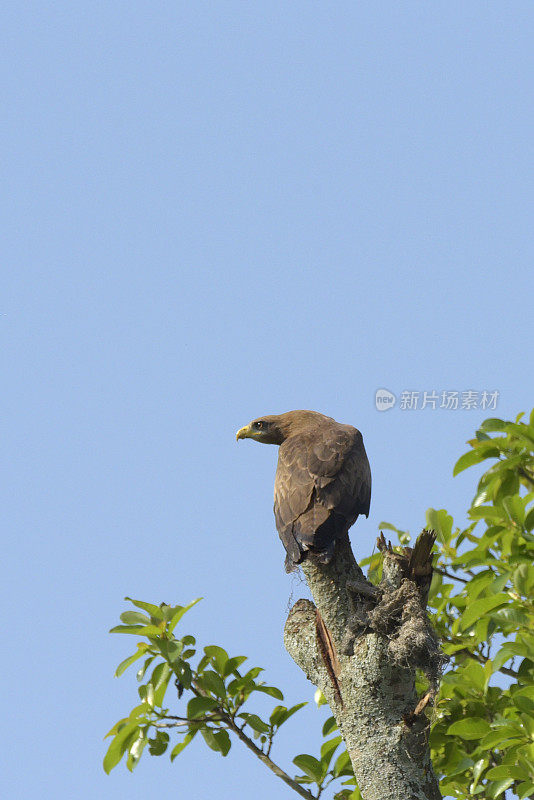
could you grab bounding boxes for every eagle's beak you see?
[236,425,250,441]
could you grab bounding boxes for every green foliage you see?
[378,410,534,799]
[104,594,361,797]
[423,410,534,800]
[104,595,310,776]
[105,409,534,800]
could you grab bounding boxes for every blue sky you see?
[3,3,533,798]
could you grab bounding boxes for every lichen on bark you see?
[284,530,443,800]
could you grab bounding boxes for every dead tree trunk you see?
[284,530,443,800]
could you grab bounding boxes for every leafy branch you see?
[104,596,358,799]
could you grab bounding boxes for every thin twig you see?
[153,720,189,728]
[434,567,469,584]
[222,713,316,800]
[160,704,316,798]
[454,647,519,679]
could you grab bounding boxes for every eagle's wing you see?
[274,423,371,570]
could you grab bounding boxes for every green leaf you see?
[141,682,155,708]
[170,731,196,762]
[126,729,147,770]
[322,715,338,736]
[487,778,514,798]
[513,564,534,596]
[268,702,307,728]
[148,730,169,756]
[377,521,406,537]
[481,729,523,749]
[172,659,192,689]
[120,611,152,626]
[332,750,354,778]
[187,696,218,719]
[492,606,530,628]
[458,594,509,631]
[314,688,327,706]
[464,569,494,600]
[277,702,306,726]
[479,418,507,433]
[468,505,505,520]
[103,723,140,773]
[197,670,226,698]
[453,448,490,477]
[269,705,288,727]
[492,642,529,672]
[517,781,534,799]
[213,729,231,756]
[127,703,150,722]
[521,712,534,738]
[320,736,342,766]
[513,694,534,714]
[486,765,530,781]
[168,598,202,633]
[162,638,184,665]
[447,717,491,739]
[254,685,284,700]
[447,757,474,777]
[115,645,148,677]
[200,726,230,754]
[199,727,218,751]
[158,604,175,622]
[124,597,163,619]
[109,624,163,636]
[238,713,270,734]
[136,656,155,681]
[489,571,513,593]
[471,758,487,787]
[104,717,128,738]
[426,509,453,543]
[293,754,323,782]
[222,655,247,677]
[242,666,264,680]
[503,495,525,526]
[203,645,229,674]
[150,661,170,691]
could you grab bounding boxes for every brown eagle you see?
[236,410,371,572]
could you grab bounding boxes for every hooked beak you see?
[236,425,251,441]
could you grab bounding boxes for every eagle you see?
[236,410,371,572]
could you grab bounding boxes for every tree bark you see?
[284,531,442,800]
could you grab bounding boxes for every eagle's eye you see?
[254,421,264,430]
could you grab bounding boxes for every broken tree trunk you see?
[284,530,443,800]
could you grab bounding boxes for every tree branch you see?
[158,704,318,799]
[434,567,469,584]
[223,713,316,800]
[453,647,519,679]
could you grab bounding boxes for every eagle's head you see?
[236,410,332,445]
[236,415,284,445]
